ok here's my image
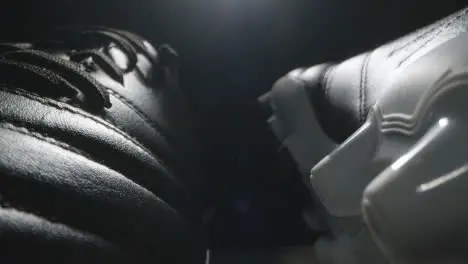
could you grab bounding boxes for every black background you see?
[1,0,465,247]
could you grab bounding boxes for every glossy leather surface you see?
[309,5,468,218]
[261,6,468,264]
[262,6,468,200]
[0,28,204,263]
[360,32,468,264]
[0,122,195,263]
[279,7,468,144]
[49,32,205,208]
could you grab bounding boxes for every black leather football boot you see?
[0,27,205,264]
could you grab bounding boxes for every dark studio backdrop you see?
[1,0,465,247]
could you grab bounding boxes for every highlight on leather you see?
[260,7,468,264]
[0,26,205,264]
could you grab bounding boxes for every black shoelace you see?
[36,26,145,84]
[0,26,167,113]
[0,49,111,111]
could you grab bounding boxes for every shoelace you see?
[0,27,146,111]
[35,27,141,84]
[0,49,111,112]
[0,27,177,113]
[38,26,178,83]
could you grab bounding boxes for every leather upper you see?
[359,31,468,264]
[0,28,204,263]
[292,7,468,143]
[261,6,468,181]
[41,29,206,210]
[261,6,468,264]
[0,120,195,263]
